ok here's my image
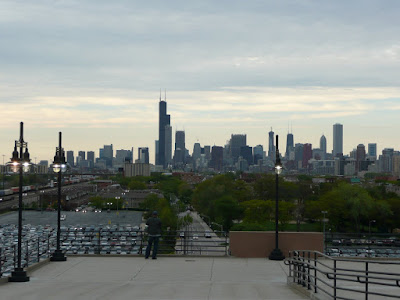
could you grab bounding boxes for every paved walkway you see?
[0,256,307,300]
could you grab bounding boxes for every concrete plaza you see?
[0,256,307,300]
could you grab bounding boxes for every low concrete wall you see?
[229,231,323,258]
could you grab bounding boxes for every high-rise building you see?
[78,151,85,161]
[240,146,253,166]
[174,131,185,165]
[368,143,377,159]
[165,125,172,167]
[203,146,211,161]
[230,134,246,163]
[116,149,133,164]
[100,144,113,167]
[268,128,275,160]
[87,151,95,167]
[302,143,312,169]
[66,151,74,167]
[138,147,149,164]
[333,123,343,157]
[156,92,171,167]
[285,133,294,159]
[211,146,223,171]
[253,145,264,164]
[381,148,394,173]
[320,135,327,156]
[193,143,201,162]
[356,144,366,172]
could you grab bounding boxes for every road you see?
[176,211,228,256]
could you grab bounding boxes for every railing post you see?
[26,240,29,267]
[139,231,143,255]
[225,232,228,256]
[0,248,2,277]
[47,233,50,256]
[13,244,16,269]
[307,251,311,290]
[314,252,317,294]
[333,259,337,300]
[365,261,369,300]
[302,251,306,287]
[37,237,40,262]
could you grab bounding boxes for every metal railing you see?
[285,250,400,299]
[0,228,229,277]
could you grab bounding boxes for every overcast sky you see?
[1,0,399,164]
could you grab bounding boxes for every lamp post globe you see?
[269,134,285,261]
[50,132,67,262]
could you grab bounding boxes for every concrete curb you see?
[0,258,50,285]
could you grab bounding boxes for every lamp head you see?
[23,147,30,162]
[275,164,283,175]
[52,163,61,173]
[12,141,19,162]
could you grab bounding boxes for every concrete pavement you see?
[0,256,307,300]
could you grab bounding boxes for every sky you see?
[1,0,399,164]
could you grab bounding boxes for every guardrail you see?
[0,229,229,277]
[285,250,400,299]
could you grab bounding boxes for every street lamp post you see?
[50,132,67,262]
[321,211,328,254]
[8,122,30,282]
[269,135,285,261]
[115,196,120,227]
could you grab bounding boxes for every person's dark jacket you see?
[146,217,162,236]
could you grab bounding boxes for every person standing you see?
[145,211,162,259]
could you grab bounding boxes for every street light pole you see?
[269,135,285,261]
[9,122,30,282]
[50,132,67,262]
[321,211,328,254]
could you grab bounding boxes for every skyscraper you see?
[285,132,294,159]
[356,144,366,172]
[253,145,264,164]
[156,92,171,167]
[230,134,246,163]
[211,146,223,171]
[78,151,85,161]
[302,143,312,169]
[268,128,275,160]
[174,130,185,165]
[368,143,377,159]
[66,151,74,167]
[87,151,95,167]
[333,123,343,157]
[165,125,172,167]
[138,147,149,164]
[320,135,327,154]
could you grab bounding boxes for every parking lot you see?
[0,210,144,278]
[0,210,143,227]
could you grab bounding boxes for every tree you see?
[240,199,274,224]
[212,195,241,230]
[321,183,374,232]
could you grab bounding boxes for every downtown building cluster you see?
[30,94,400,178]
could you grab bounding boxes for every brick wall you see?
[229,231,323,258]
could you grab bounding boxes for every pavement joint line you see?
[207,257,215,300]
[130,260,147,281]
[54,257,84,278]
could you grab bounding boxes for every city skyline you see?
[1,1,399,163]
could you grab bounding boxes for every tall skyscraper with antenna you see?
[285,131,294,159]
[155,90,171,167]
[268,128,275,160]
